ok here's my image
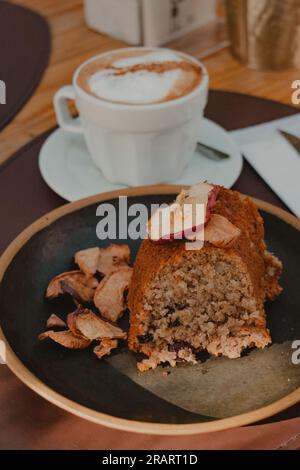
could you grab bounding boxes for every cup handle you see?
[53,85,83,134]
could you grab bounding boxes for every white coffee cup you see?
[54,47,208,186]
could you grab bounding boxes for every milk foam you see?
[89,69,184,105]
[88,50,189,105]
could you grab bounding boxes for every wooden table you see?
[1,0,299,167]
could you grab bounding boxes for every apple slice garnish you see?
[188,214,241,247]
[147,182,219,243]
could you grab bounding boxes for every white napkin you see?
[230,113,300,217]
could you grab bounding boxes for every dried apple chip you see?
[93,339,118,359]
[147,182,219,242]
[75,244,130,277]
[74,247,100,277]
[94,266,133,322]
[204,214,241,247]
[46,270,98,303]
[46,314,66,328]
[180,213,241,247]
[98,245,130,276]
[38,330,91,349]
[67,307,127,341]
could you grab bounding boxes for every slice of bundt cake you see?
[128,184,282,371]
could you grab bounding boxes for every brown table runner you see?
[0,90,299,449]
[0,1,51,130]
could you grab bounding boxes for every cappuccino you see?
[54,47,208,186]
[77,49,202,105]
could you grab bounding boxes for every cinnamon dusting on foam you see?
[77,50,202,105]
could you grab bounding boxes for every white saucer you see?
[39,118,243,202]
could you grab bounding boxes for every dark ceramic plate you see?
[0,186,299,435]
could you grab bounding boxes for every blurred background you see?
[1,0,299,167]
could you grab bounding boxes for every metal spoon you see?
[196,141,230,161]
